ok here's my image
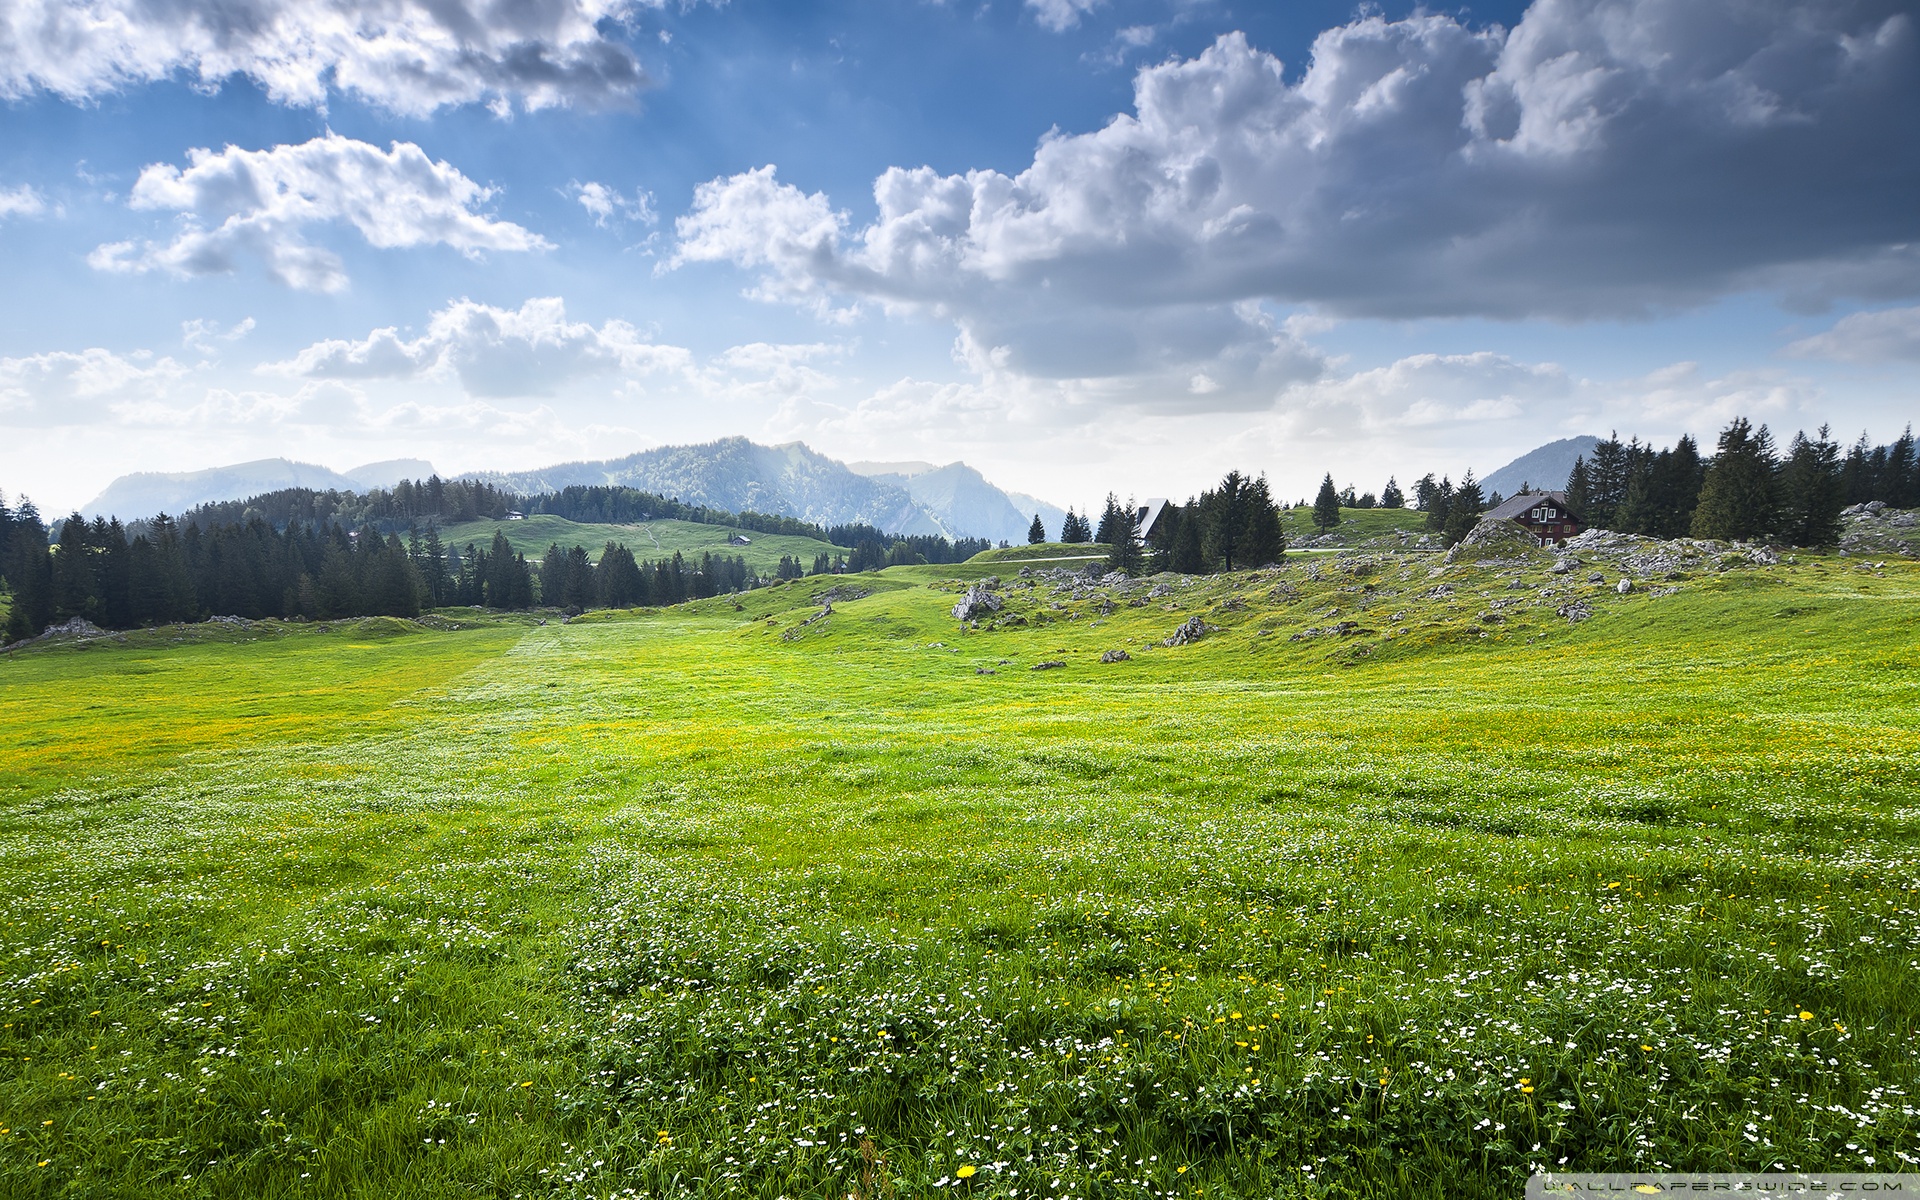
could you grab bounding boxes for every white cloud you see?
[676,0,1920,410]
[182,317,256,355]
[0,184,45,218]
[1027,0,1103,33]
[91,134,548,292]
[0,347,190,425]
[0,0,659,116]
[1786,305,1920,362]
[269,296,691,396]
[574,181,657,227]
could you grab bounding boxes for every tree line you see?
[0,498,773,642]
[1022,475,1289,575]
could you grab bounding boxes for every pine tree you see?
[1691,418,1779,541]
[1312,474,1341,532]
[1105,498,1143,575]
[1170,502,1206,573]
[1094,494,1125,546]
[1777,426,1845,546]
[421,526,448,607]
[1381,476,1404,509]
[1239,475,1286,566]
[1564,457,1593,524]
[1028,513,1046,544]
[1441,472,1485,547]
[1888,426,1917,508]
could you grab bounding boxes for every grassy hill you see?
[438,513,840,572]
[1283,504,1430,543]
[2,544,1916,1197]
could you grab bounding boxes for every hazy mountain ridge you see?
[1480,437,1601,501]
[463,438,950,537]
[83,458,435,521]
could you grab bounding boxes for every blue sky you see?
[2,0,1917,516]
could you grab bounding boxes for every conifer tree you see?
[1312,474,1341,532]
[1105,497,1143,575]
[1381,476,1405,509]
[1028,514,1046,544]
[1171,503,1206,574]
[1778,426,1845,547]
[1691,418,1779,541]
[1564,458,1593,524]
[1441,472,1485,547]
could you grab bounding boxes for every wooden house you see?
[1481,491,1582,547]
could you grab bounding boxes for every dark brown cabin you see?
[1481,490,1583,547]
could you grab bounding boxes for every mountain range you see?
[82,458,439,524]
[79,436,1598,542]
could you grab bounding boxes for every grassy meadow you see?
[1,546,1916,1198]
[438,515,842,572]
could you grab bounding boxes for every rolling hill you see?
[436,514,840,573]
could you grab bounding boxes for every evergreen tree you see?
[1441,472,1485,547]
[1777,426,1845,547]
[1691,418,1779,541]
[1888,426,1918,508]
[1841,433,1875,505]
[421,526,448,607]
[1094,494,1125,546]
[1240,475,1286,566]
[1203,472,1250,568]
[1170,502,1207,574]
[1312,474,1341,532]
[2,504,53,642]
[1381,476,1404,509]
[1105,498,1143,575]
[1564,457,1593,523]
[1424,476,1453,534]
[1028,513,1046,544]
[1586,433,1632,528]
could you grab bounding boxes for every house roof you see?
[1134,497,1169,539]
[1482,490,1575,522]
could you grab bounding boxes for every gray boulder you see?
[951,583,1004,621]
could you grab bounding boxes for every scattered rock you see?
[1289,621,1364,641]
[1100,649,1131,663]
[1162,615,1217,647]
[975,667,996,675]
[1548,559,1574,575]
[1030,660,1067,671]
[1588,572,1606,583]
[1615,578,1634,594]
[1477,610,1505,624]
[1444,518,1550,565]
[951,582,1004,621]
[1557,600,1593,622]
[814,584,873,605]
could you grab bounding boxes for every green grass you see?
[969,542,1111,564]
[1283,507,1430,544]
[2,550,1918,1198]
[438,514,841,572]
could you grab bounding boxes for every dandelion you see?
[956,1165,977,1179]
[1800,1011,1814,1021]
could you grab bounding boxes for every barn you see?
[1480,491,1583,547]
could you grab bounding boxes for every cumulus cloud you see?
[181,317,256,355]
[0,184,45,218]
[91,134,548,292]
[574,181,657,227]
[0,0,659,116]
[1786,305,1920,362]
[1027,0,1103,33]
[0,347,190,425]
[269,296,691,396]
[675,0,1920,406]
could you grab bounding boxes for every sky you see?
[2,0,1918,517]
